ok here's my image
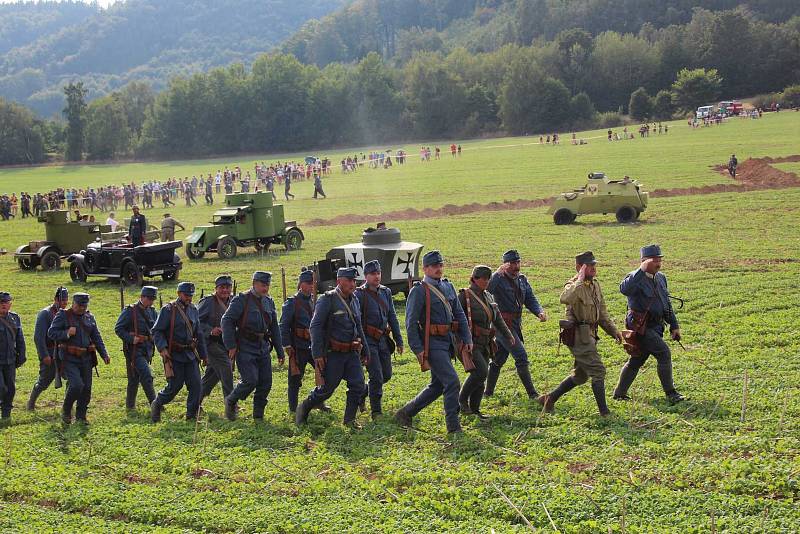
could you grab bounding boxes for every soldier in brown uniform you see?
[161,213,185,242]
[538,251,623,416]
[457,266,515,420]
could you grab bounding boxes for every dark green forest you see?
[0,0,346,116]
[1,0,799,165]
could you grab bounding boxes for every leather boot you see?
[295,400,313,426]
[287,388,299,413]
[150,399,162,423]
[516,365,538,399]
[125,394,136,412]
[656,361,685,404]
[143,383,156,405]
[394,403,413,427]
[613,362,640,400]
[483,364,501,397]
[315,403,332,412]
[537,377,577,414]
[446,421,463,434]
[224,399,238,421]
[61,404,72,425]
[26,388,41,411]
[343,400,360,428]
[591,380,610,416]
[458,387,473,415]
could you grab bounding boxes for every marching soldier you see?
[48,293,110,424]
[0,292,25,421]
[115,286,158,411]
[27,287,68,410]
[457,266,515,420]
[395,251,472,434]
[199,275,234,404]
[280,269,330,413]
[295,267,370,428]
[355,260,404,419]
[150,282,208,422]
[614,244,685,404]
[484,249,548,399]
[221,272,284,421]
[538,252,623,416]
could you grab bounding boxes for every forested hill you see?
[0,0,345,117]
[282,0,800,66]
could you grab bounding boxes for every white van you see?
[696,105,714,118]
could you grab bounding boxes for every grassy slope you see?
[0,114,798,532]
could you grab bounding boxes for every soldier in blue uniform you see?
[128,205,147,246]
[280,269,330,413]
[150,282,208,422]
[395,251,472,434]
[26,287,68,411]
[295,267,370,428]
[483,249,548,399]
[354,260,404,419]
[115,286,158,411]
[222,271,284,421]
[48,293,110,424]
[0,292,26,421]
[199,275,234,405]
[614,244,685,404]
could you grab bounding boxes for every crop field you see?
[0,113,798,532]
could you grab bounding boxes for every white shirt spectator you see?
[106,215,120,231]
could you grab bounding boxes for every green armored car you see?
[548,172,649,225]
[14,210,110,271]
[185,192,304,260]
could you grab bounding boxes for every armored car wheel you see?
[17,257,35,270]
[217,237,237,260]
[40,250,61,271]
[284,228,303,251]
[615,205,637,223]
[185,243,205,260]
[553,208,575,225]
[70,261,87,283]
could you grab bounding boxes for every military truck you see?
[549,172,649,225]
[14,210,110,271]
[185,192,303,260]
[306,223,423,296]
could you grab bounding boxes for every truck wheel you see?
[121,261,143,286]
[17,257,35,271]
[162,270,178,281]
[284,228,303,251]
[553,208,575,225]
[40,251,61,271]
[185,243,204,260]
[217,237,237,259]
[616,206,637,223]
[70,262,87,282]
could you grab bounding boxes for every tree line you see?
[1,7,799,165]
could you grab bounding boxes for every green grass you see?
[0,113,798,532]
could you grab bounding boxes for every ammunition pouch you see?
[559,320,576,348]
[240,329,266,342]
[621,330,642,357]
[293,327,311,341]
[500,311,521,329]
[328,338,361,353]
[169,340,197,352]
[429,322,458,336]
[365,324,389,341]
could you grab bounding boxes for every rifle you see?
[312,262,318,306]
[281,267,287,301]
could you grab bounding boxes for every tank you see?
[310,223,424,295]
[548,172,649,224]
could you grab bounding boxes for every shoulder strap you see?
[423,283,431,358]
[466,288,492,320]
[364,286,389,313]
[333,290,357,325]
[131,304,139,334]
[238,293,251,332]
[425,282,453,322]
[0,316,17,336]
[503,273,523,307]
[464,289,474,335]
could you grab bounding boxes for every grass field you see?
[0,113,798,532]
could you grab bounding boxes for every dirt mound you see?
[307,156,800,227]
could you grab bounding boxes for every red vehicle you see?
[719,101,743,115]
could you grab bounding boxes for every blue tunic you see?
[487,270,543,332]
[280,292,315,351]
[620,269,679,334]
[309,289,370,359]
[34,306,59,360]
[48,309,107,357]
[405,276,471,355]
[354,284,403,348]
[221,290,284,359]
[151,301,208,363]
[0,312,25,366]
[114,303,157,357]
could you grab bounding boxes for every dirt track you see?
[305,156,800,227]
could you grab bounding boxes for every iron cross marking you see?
[347,253,363,270]
[396,252,414,274]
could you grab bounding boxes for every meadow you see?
[0,113,798,532]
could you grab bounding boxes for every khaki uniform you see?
[160,216,184,242]
[457,285,514,413]
[559,276,619,384]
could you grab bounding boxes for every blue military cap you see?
[502,249,521,263]
[177,282,195,295]
[141,286,158,298]
[363,260,381,274]
[73,292,90,305]
[298,269,314,284]
[0,292,12,303]
[640,244,663,258]
[55,287,69,300]
[253,271,272,284]
[336,266,359,279]
[422,250,444,267]
[215,275,233,287]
